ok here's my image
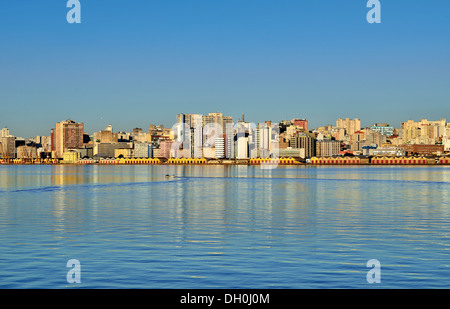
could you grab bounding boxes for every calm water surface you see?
[1,165,450,288]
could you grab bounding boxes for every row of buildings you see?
[1,115,450,163]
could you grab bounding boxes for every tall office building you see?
[215,137,225,159]
[177,112,233,134]
[55,119,84,158]
[192,114,203,158]
[177,112,234,158]
[258,125,271,154]
[202,112,233,134]
[289,133,315,158]
[237,137,249,159]
[176,113,201,157]
[225,123,235,159]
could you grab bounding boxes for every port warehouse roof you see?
[2,156,450,165]
[311,156,449,164]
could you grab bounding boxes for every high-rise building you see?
[1,127,10,138]
[255,122,280,158]
[443,127,450,152]
[215,137,225,159]
[0,136,15,158]
[55,119,84,158]
[289,133,315,158]
[134,142,152,158]
[336,118,361,136]
[258,124,271,155]
[365,129,387,147]
[370,123,394,136]
[202,112,233,134]
[176,112,234,158]
[160,140,173,159]
[225,123,235,159]
[35,136,51,152]
[177,112,233,134]
[292,119,309,131]
[50,129,55,152]
[192,114,203,158]
[176,113,199,157]
[400,119,446,144]
[237,137,249,159]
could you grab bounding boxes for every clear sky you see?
[0,1,449,137]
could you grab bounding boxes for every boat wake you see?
[0,177,188,194]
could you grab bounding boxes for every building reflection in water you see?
[34,164,450,256]
[165,165,327,250]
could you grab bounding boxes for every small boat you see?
[165,174,179,180]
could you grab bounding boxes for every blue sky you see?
[0,1,449,137]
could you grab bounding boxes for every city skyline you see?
[0,113,448,138]
[1,1,450,137]
[1,109,449,139]
[2,113,449,163]
[2,1,450,292]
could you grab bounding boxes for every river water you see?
[1,165,449,288]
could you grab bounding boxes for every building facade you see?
[289,133,315,158]
[400,119,446,144]
[236,137,248,159]
[371,147,406,157]
[215,137,225,159]
[316,140,341,157]
[400,144,444,156]
[1,127,10,138]
[55,119,84,158]
[134,142,152,158]
[292,119,309,131]
[160,140,173,159]
[336,118,361,136]
[96,142,132,158]
[115,148,133,159]
[16,146,38,159]
[371,123,395,136]
[0,136,15,158]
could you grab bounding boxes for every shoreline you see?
[1,163,449,166]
